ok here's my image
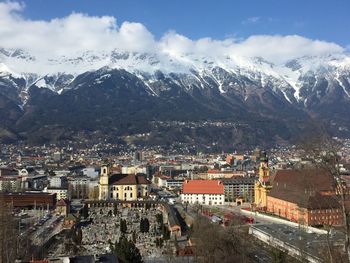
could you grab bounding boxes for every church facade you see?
[98,165,151,201]
[254,152,272,209]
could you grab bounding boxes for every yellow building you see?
[98,165,151,201]
[254,152,272,209]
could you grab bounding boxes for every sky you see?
[0,0,349,64]
[17,0,350,46]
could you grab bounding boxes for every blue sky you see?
[20,0,349,46]
[0,1,347,64]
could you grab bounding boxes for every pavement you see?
[250,223,344,262]
[31,214,63,246]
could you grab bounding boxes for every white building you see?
[181,180,225,206]
[49,176,68,188]
[45,187,69,200]
[82,167,99,179]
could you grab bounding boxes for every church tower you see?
[99,165,110,200]
[259,151,269,178]
[254,151,271,209]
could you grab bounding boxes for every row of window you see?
[111,186,148,191]
[182,194,223,197]
[182,196,222,200]
[185,200,223,205]
[310,209,340,214]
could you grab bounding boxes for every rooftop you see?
[182,180,224,194]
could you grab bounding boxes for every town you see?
[1,138,350,262]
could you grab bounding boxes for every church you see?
[254,151,272,209]
[98,165,151,201]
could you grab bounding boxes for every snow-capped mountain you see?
[1,47,350,103]
[0,47,350,147]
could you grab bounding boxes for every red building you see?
[266,169,343,226]
[1,192,57,209]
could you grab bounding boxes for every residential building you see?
[45,187,69,200]
[221,176,255,203]
[49,175,68,188]
[198,169,245,180]
[0,177,20,192]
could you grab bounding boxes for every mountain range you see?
[1,47,350,150]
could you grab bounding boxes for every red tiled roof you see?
[268,169,339,209]
[182,180,224,194]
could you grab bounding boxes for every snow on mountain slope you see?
[0,47,350,105]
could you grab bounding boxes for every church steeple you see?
[254,151,271,209]
[259,151,269,179]
[99,164,110,200]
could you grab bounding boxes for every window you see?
[130,193,133,198]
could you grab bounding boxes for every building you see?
[162,203,182,238]
[99,165,151,201]
[1,192,56,208]
[0,167,17,177]
[26,174,48,190]
[82,167,100,179]
[49,175,68,188]
[221,177,255,203]
[254,152,271,209]
[200,169,246,180]
[0,177,20,192]
[45,187,69,200]
[152,174,184,189]
[0,167,21,192]
[56,199,70,216]
[165,179,184,190]
[181,180,225,205]
[53,151,61,162]
[266,169,342,226]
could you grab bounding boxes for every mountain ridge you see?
[1,48,350,149]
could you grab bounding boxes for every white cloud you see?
[242,16,261,24]
[228,35,344,63]
[0,2,156,58]
[0,2,345,65]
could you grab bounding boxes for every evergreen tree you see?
[111,236,143,263]
[120,219,127,233]
[144,218,150,233]
[140,218,150,233]
[132,231,137,243]
[113,205,118,216]
[140,218,144,233]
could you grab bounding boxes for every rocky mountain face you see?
[0,48,350,150]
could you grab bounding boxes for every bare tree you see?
[298,135,350,262]
[0,195,18,263]
[190,215,253,263]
